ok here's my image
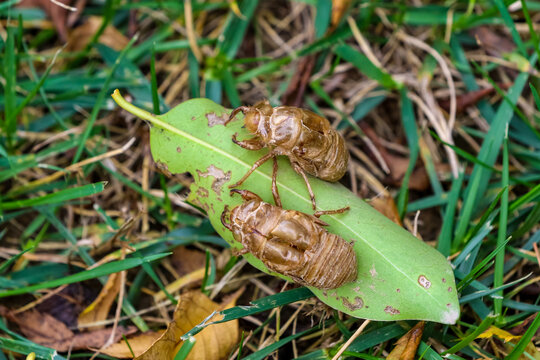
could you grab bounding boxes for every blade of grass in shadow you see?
[494,132,509,319]
[188,50,200,98]
[437,171,464,257]
[397,88,420,217]
[0,253,170,298]
[3,26,17,149]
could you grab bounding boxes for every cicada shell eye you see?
[244,110,261,134]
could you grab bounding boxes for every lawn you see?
[0,1,539,359]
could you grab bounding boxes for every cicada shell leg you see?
[272,156,282,208]
[220,205,234,231]
[232,133,265,150]
[291,161,317,210]
[224,106,249,126]
[313,207,350,218]
[230,189,263,202]
[228,152,275,189]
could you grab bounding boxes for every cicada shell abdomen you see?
[223,190,357,290]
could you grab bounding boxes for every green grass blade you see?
[0,182,106,211]
[493,0,526,56]
[174,336,196,360]
[0,337,67,360]
[0,253,170,298]
[455,53,537,243]
[334,44,400,90]
[181,287,313,338]
[216,0,259,59]
[73,36,138,163]
[437,170,464,256]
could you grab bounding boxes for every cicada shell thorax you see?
[226,191,357,290]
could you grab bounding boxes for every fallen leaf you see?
[469,26,515,57]
[386,321,424,360]
[478,324,540,360]
[509,313,540,336]
[66,16,129,52]
[78,272,121,330]
[103,290,242,359]
[2,307,135,351]
[18,0,75,41]
[171,247,206,276]
[438,84,511,113]
[101,331,165,358]
[369,195,402,226]
[153,268,206,303]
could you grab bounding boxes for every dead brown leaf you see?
[103,290,242,359]
[2,307,135,352]
[281,55,315,107]
[330,0,351,31]
[369,195,402,226]
[66,16,129,52]
[386,321,424,360]
[469,26,515,57]
[78,273,121,330]
[18,0,77,41]
[171,246,207,276]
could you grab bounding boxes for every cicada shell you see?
[225,100,349,210]
[221,189,357,290]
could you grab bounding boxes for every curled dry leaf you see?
[369,195,402,226]
[78,272,121,330]
[171,246,207,276]
[0,306,135,352]
[103,290,242,359]
[386,321,424,360]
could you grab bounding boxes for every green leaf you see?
[112,91,459,324]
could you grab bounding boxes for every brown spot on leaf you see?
[206,112,229,127]
[442,278,446,283]
[197,165,232,196]
[448,287,453,292]
[176,146,182,153]
[341,296,364,311]
[396,288,400,293]
[418,275,431,289]
[384,306,400,315]
[197,187,209,199]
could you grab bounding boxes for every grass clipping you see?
[103,290,241,359]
